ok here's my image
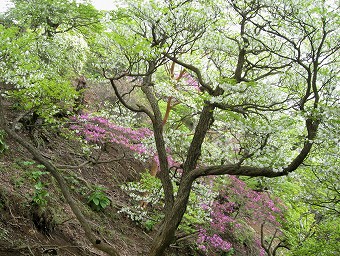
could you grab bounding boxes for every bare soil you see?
[0,92,188,256]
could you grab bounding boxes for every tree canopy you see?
[0,0,339,255]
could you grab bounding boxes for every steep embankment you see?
[0,94,159,256]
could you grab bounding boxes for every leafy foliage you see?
[8,0,102,37]
[0,0,99,124]
[119,170,164,228]
[18,160,50,207]
[32,181,50,207]
[9,80,79,123]
[87,186,110,212]
[0,0,339,255]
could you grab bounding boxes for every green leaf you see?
[92,198,100,206]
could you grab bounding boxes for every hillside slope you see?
[0,94,173,256]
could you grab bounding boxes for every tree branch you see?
[56,153,126,170]
[0,95,120,256]
[191,116,319,179]
[109,79,154,121]
[140,63,175,212]
[164,54,214,95]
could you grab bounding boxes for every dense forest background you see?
[0,0,339,255]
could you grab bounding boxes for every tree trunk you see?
[149,104,216,255]
[148,175,194,256]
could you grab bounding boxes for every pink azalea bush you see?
[69,114,180,170]
[68,114,284,255]
[69,114,153,155]
[197,229,233,253]
[197,176,284,255]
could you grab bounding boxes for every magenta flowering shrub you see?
[69,114,153,155]
[69,114,180,170]
[197,176,284,255]
[182,72,201,91]
[68,114,285,255]
[222,176,283,226]
[197,229,233,254]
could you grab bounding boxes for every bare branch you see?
[109,79,154,121]
[56,153,127,170]
[164,54,214,95]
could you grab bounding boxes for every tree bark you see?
[183,104,215,173]
[149,103,215,255]
[148,175,195,256]
[141,69,175,214]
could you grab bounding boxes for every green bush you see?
[21,161,50,207]
[32,181,49,207]
[120,170,215,233]
[9,79,79,123]
[87,186,111,211]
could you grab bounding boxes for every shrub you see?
[87,186,110,211]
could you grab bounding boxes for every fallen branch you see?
[56,153,127,170]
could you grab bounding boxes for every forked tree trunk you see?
[148,176,194,256]
[149,105,215,255]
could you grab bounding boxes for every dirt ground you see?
[0,90,192,255]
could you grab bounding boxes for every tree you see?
[0,0,99,124]
[8,0,102,37]
[0,1,121,255]
[268,113,340,255]
[92,0,339,255]
[1,0,339,255]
